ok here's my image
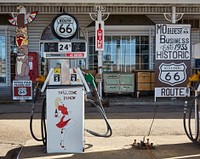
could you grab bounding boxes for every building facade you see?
[0,0,200,97]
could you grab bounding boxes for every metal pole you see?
[172,6,176,24]
[97,7,103,97]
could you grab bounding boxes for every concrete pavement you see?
[0,95,199,159]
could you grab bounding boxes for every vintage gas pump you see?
[42,65,86,153]
[41,13,87,153]
[41,46,95,153]
[184,72,200,143]
[30,13,112,153]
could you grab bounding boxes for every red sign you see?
[66,53,85,58]
[13,80,32,100]
[95,21,104,51]
[97,27,103,49]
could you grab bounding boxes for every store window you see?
[88,35,150,72]
[0,35,6,83]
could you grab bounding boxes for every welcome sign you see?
[155,24,191,100]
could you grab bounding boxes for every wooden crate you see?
[137,72,151,83]
[137,83,151,91]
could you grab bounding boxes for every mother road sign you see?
[158,62,187,86]
[155,24,191,100]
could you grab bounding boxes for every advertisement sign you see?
[13,80,32,100]
[95,21,104,51]
[155,24,191,99]
[46,86,84,153]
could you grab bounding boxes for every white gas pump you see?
[40,38,91,153]
[36,30,88,153]
[30,13,112,154]
[44,67,85,153]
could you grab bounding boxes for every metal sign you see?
[158,63,187,86]
[95,21,104,51]
[13,80,32,100]
[52,13,78,39]
[155,24,191,99]
[46,86,84,153]
[43,41,87,59]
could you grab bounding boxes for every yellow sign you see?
[54,68,61,74]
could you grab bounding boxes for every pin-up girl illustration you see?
[54,97,75,149]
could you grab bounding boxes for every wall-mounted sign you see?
[44,41,87,59]
[155,24,191,100]
[52,13,78,39]
[13,80,32,100]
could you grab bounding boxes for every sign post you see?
[155,24,191,101]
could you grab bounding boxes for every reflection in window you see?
[88,35,150,72]
[0,35,6,83]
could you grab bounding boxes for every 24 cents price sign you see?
[155,24,191,99]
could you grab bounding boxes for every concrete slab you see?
[18,135,200,159]
[0,95,196,159]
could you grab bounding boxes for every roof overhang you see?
[0,0,200,4]
[0,1,200,14]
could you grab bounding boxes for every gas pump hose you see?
[183,99,199,143]
[84,72,112,137]
[30,97,47,146]
[30,81,47,146]
[85,99,112,137]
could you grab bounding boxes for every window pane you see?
[141,36,149,44]
[90,34,150,72]
[0,35,6,83]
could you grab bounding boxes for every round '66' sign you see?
[52,13,78,39]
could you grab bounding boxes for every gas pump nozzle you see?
[41,68,54,93]
[84,73,96,90]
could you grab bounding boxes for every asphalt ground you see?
[0,95,199,159]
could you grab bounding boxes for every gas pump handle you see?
[41,68,54,93]
[77,67,91,93]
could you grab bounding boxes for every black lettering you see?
[161,88,165,96]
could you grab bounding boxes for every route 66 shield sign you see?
[52,13,78,39]
[18,87,27,95]
[159,63,187,86]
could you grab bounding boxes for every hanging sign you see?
[155,24,191,99]
[95,21,104,51]
[52,13,78,39]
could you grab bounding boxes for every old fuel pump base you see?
[132,138,154,149]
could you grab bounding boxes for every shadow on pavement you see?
[17,142,200,159]
[3,147,21,159]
